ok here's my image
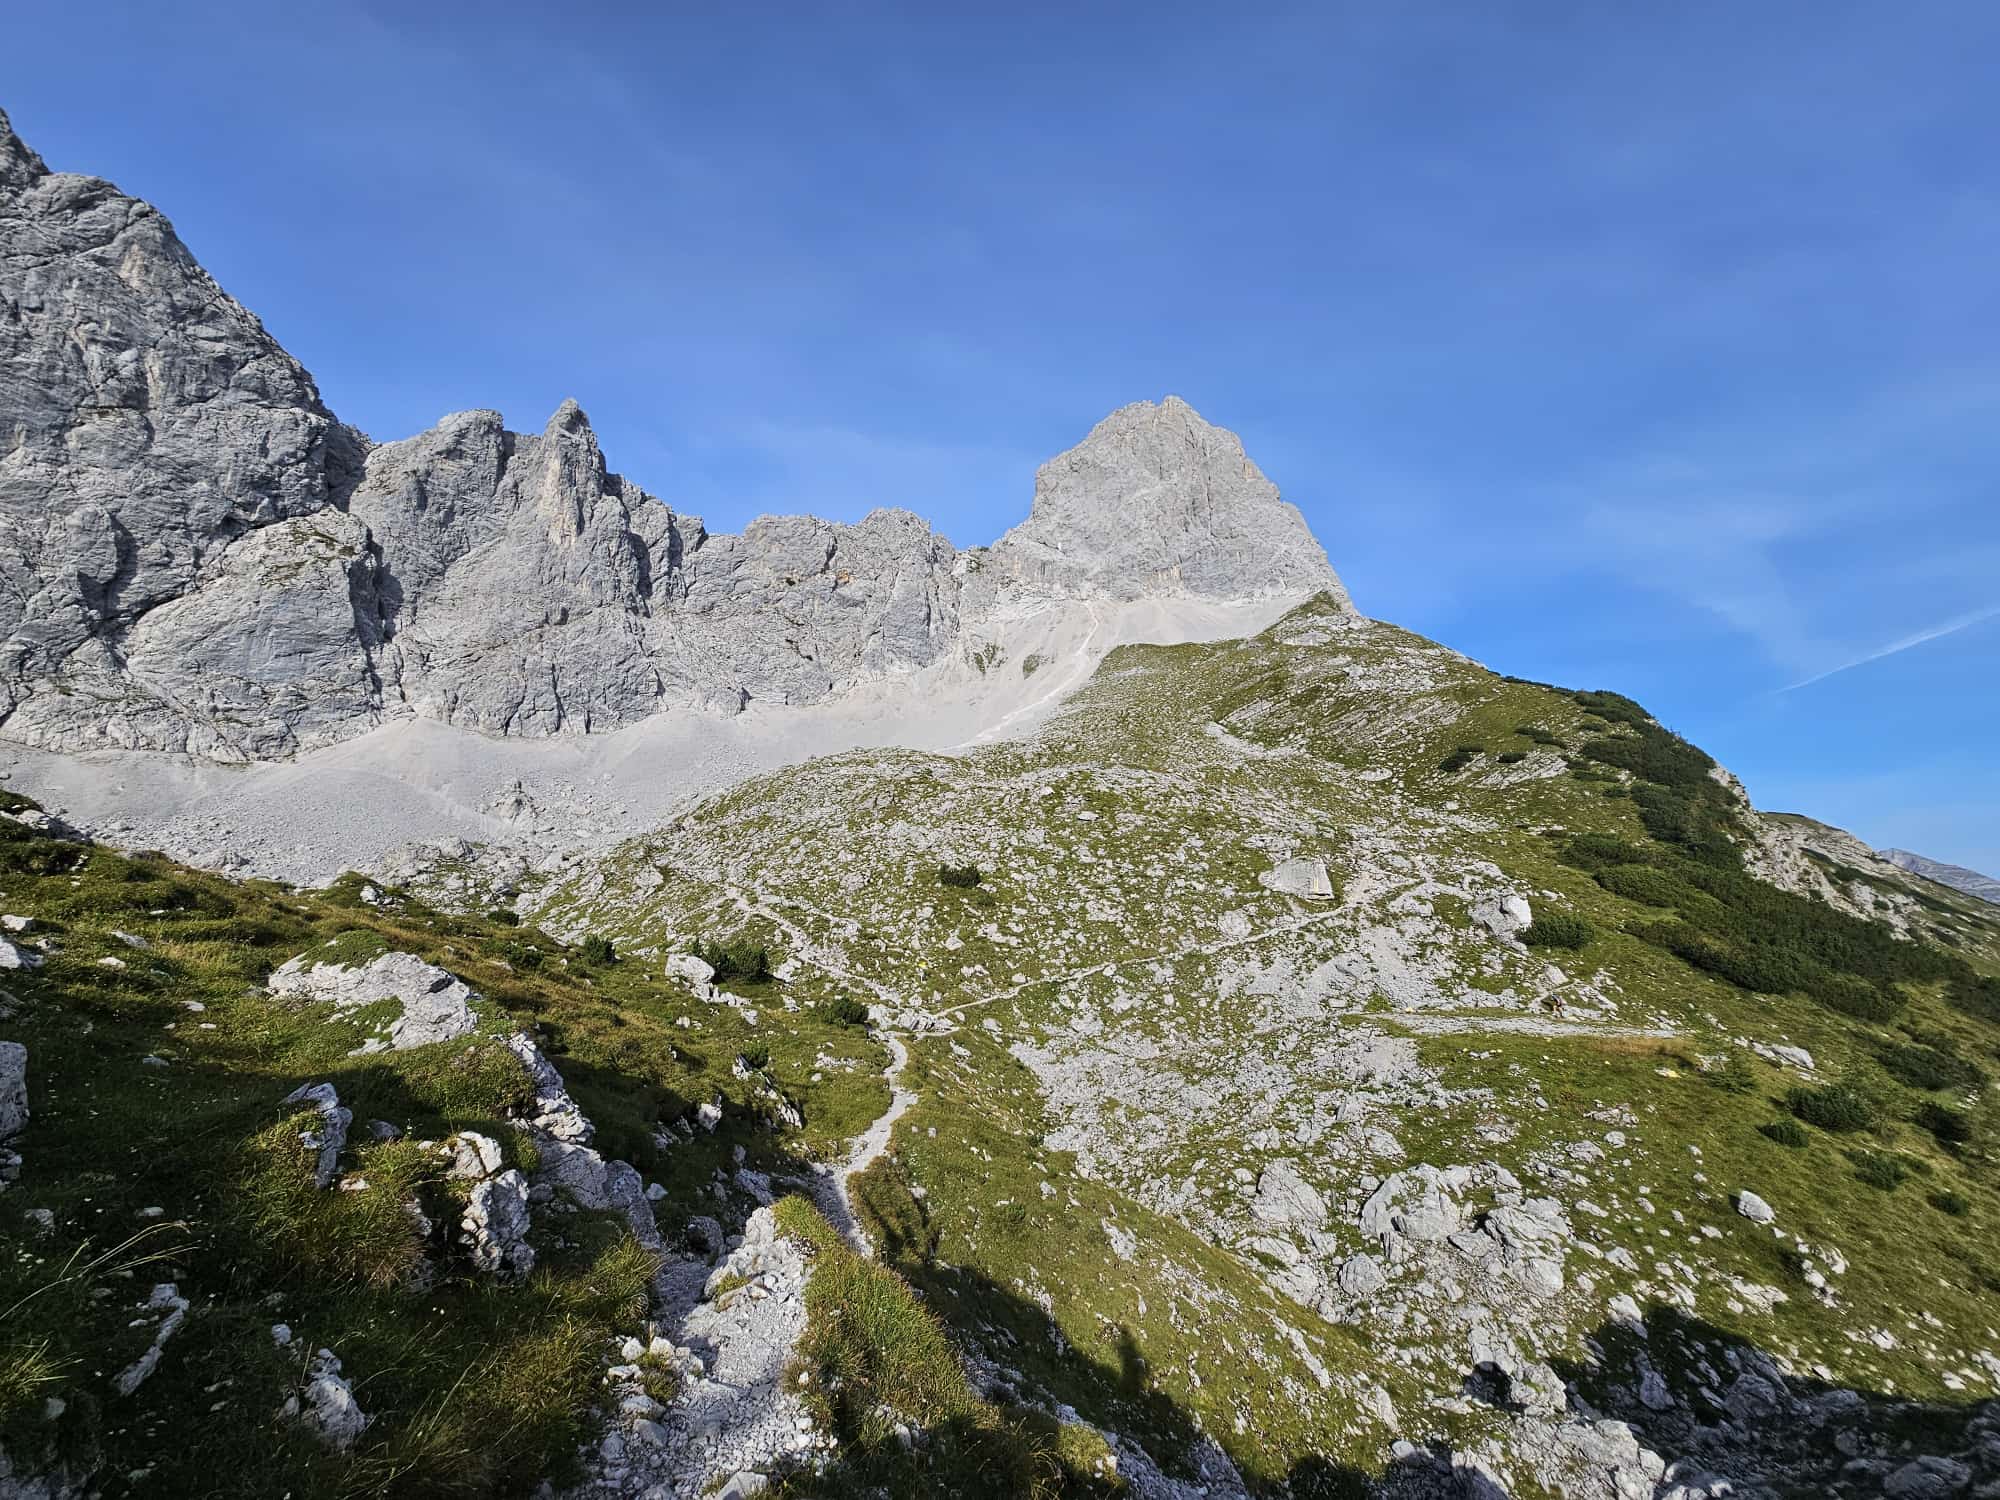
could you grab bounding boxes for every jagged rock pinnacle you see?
[0,107,50,189]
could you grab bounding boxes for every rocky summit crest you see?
[0,112,1347,760]
[991,395,1345,606]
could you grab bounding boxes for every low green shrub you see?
[1596,864,1686,908]
[698,939,771,981]
[1813,975,1907,1022]
[1929,1189,1971,1216]
[822,995,871,1027]
[1496,750,1528,765]
[1852,1151,1910,1191]
[1437,745,1483,773]
[1578,731,1715,792]
[739,1043,772,1073]
[1948,972,2000,1024]
[1569,689,1653,729]
[1879,1041,1983,1092]
[1786,1083,1877,1133]
[1707,1052,1759,1094]
[1758,1119,1809,1148]
[938,865,983,889]
[1522,911,1593,950]
[578,935,617,967]
[485,908,521,926]
[1917,1102,1974,1145]
[1560,833,1652,871]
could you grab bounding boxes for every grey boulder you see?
[0,1040,24,1139]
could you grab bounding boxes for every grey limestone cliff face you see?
[348,402,669,737]
[0,108,1350,760]
[348,403,966,731]
[986,395,1346,608]
[0,107,368,757]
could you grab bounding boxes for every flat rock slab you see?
[268,950,482,1051]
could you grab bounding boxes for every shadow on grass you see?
[1550,1301,2000,1498]
[796,1156,2000,1498]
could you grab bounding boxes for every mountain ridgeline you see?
[0,105,1339,759]
[3,106,2000,1500]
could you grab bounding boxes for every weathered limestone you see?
[267,949,482,1052]
[0,1041,25,1139]
[281,1081,351,1189]
[0,110,1350,760]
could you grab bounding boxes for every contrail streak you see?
[1780,603,2000,693]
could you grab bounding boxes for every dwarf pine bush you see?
[1522,911,1593,950]
[1759,1119,1809,1149]
[1852,1151,1910,1191]
[1786,1083,1877,1133]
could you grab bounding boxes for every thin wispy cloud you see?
[1779,603,2000,694]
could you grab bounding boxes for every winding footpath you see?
[809,1032,914,1255]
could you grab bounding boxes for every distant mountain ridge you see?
[0,107,1343,761]
[1880,848,2000,905]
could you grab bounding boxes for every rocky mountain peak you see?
[530,398,608,543]
[0,114,1345,760]
[988,395,1350,608]
[1880,847,2000,905]
[0,108,363,755]
[0,108,48,189]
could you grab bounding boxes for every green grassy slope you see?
[0,804,890,1497]
[533,595,2000,1487]
[7,593,1998,1496]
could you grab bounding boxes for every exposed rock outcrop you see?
[267,948,483,1052]
[0,109,1349,761]
[566,1206,819,1500]
[1747,812,1923,931]
[111,1282,189,1397]
[504,1032,662,1252]
[0,1040,24,1139]
[0,108,368,758]
[281,1347,369,1452]
[281,1081,351,1189]
[1881,847,2000,906]
[983,395,1345,607]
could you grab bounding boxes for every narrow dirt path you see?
[806,1032,914,1255]
[722,881,904,1008]
[713,880,919,1254]
[933,901,1360,1021]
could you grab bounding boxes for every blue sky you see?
[6,3,1996,870]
